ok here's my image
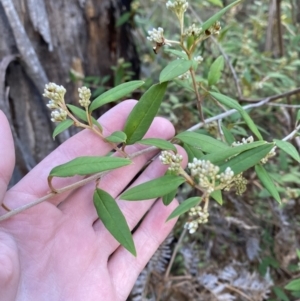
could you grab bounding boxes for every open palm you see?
[0,100,186,301]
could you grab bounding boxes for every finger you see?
[59,116,176,223]
[4,100,138,209]
[108,198,178,301]
[0,111,15,204]
[92,146,187,255]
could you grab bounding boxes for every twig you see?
[164,228,187,279]
[188,4,242,98]
[188,87,300,131]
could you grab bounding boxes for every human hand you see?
[0,100,187,301]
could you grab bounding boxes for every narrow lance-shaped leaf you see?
[93,188,136,256]
[176,131,229,153]
[255,164,281,204]
[52,119,73,139]
[49,156,131,177]
[167,197,201,221]
[164,49,188,60]
[162,171,178,206]
[274,139,300,163]
[201,0,242,31]
[89,80,144,112]
[121,175,186,201]
[210,190,223,205]
[183,143,204,162]
[159,59,193,83]
[136,138,177,153]
[219,144,274,174]
[221,124,235,145]
[201,141,266,165]
[210,92,263,140]
[67,104,102,131]
[124,82,168,145]
[284,279,300,291]
[163,188,178,206]
[208,55,224,86]
[105,131,127,143]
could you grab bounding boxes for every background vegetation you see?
[116,1,300,300]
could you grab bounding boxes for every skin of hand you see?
[0,100,187,301]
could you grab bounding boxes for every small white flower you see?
[78,86,91,108]
[166,0,189,14]
[159,151,183,173]
[147,27,165,44]
[194,55,203,64]
[50,109,68,123]
[43,82,66,103]
[184,24,202,37]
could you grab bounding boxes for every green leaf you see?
[210,92,263,140]
[116,12,131,27]
[219,144,274,174]
[201,0,242,32]
[255,164,281,204]
[208,56,224,86]
[221,124,235,145]
[297,249,300,260]
[93,188,136,256]
[285,279,300,291]
[49,156,131,177]
[274,139,300,162]
[162,188,177,206]
[89,80,144,111]
[52,119,73,139]
[273,287,290,301]
[211,190,222,205]
[105,131,127,143]
[121,175,186,201]
[136,138,177,152]
[124,82,168,145]
[183,143,204,161]
[159,59,193,83]
[296,110,300,122]
[166,197,201,221]
[207,0,223,7]
[67,104,102,131]
[164,49,189,60]
[201,141,266,165]
[176,131,229,153]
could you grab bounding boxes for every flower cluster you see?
[178,71,190,80]
[223,173,248,195]
[78,86,91,108]
[184,205,209,234]
[205,21,221,36]
[219,167,235,185]
[50,109,68,123]
[260,147,276,164]
[147,27,165,44]
[166,0,189,15]
[194,55,203,64]
[232,136,254,147]
[188,159,235,194]
[43,83,68,123]
[43,82,66,106]
[184,24,202,37]
[159,151,183,174]
[188,159,219,193]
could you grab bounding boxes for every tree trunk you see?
[0,0,139,186]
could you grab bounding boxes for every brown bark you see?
[0,0,139,186]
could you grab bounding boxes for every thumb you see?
[0,110,15,201]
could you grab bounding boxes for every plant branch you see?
[188,87,300,131]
